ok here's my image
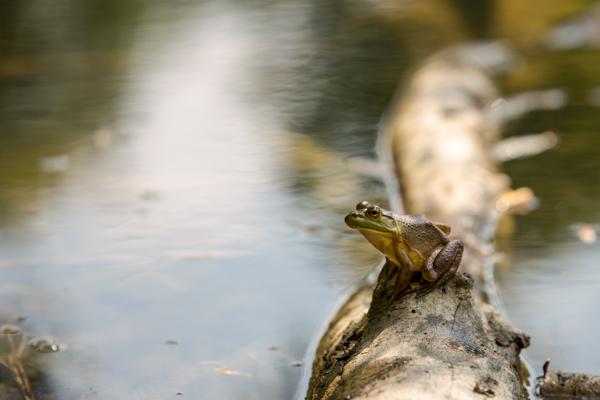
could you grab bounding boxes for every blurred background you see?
[0,0,599,399]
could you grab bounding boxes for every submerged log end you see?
[306,273,530,400]
[540,370,600,398]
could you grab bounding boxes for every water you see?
[497,68,600,375]
[0,0,599,398]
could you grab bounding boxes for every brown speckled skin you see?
[394,213,450,271]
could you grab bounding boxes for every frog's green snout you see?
[344,211,361,226]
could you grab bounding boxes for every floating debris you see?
[492,131,559,162]
[38,342,60,353]
[577,224,597,243]
[495,198,510,212]
[490,91,567,122]
[0,325,21,335]
[214,368,251,377]
[495,187,538,213]
[92,128,113,148]
[165,339,180,345]
[39,155,70,173]
[290,360,304,367]
[12,314,29,323]
[29,337,67,353]
[588,88,600,107]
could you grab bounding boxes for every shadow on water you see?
[0,0,600,398]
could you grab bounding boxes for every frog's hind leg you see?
[399,246,443,298]
[415,240,463,298]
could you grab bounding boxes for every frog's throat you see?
[358,229,403,267]
[347,225,398,237]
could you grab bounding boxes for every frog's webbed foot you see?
[406,240,464,299]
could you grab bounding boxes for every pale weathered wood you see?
[388,48,510,280]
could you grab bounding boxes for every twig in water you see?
[0,332,35,400]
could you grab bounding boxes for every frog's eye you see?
[366,205,381,220]
[356,201,369,210]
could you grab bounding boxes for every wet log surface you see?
[305,46,531,400]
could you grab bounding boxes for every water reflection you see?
[0,0,600,398]
[0,0,147,227]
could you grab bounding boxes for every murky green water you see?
[0,0,599,398]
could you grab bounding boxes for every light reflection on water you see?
[0,1,385,398]
[0,0,600,398]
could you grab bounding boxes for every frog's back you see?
[397,214,449,258]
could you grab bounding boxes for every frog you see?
[345,201,463,298]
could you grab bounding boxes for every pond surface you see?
[0,0,599,398]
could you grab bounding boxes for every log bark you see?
[306,273,530,400]
[305,46,531,400]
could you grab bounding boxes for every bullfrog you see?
[345,201,463,298]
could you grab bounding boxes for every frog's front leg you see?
[375,251,412,301]
[415,239,463,298]
[394,249,413,297]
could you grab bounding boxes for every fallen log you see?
[388,46,511,281]
[305,45,531,400]
[306,273,530,400]
[539,359,600,399]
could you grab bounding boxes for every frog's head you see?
[345,201,403,265]
[344,201,399,238]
